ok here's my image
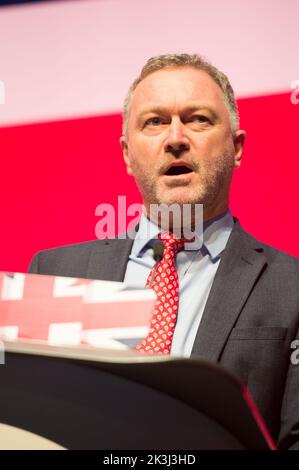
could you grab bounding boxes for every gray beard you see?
[134,149,235,210]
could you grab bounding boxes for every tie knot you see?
[158,231,186,254]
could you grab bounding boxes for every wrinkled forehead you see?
[130,67,227,116]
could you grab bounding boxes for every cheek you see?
[195,130,233,157]
[130,138,160,164]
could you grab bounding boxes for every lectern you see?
[0,340,275,450]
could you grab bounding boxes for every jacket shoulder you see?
[235,220,299,271]
[28,238,120,277]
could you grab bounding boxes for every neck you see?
[143,203,229,234]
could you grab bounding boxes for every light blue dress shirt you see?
[123,209,234,357]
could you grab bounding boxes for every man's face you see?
[120,66,245,221]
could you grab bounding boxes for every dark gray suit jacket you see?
[29,219,299,449]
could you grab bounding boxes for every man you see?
[29,54,299,449]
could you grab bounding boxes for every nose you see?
[164,118,190,157]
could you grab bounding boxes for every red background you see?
[0,91,298,273]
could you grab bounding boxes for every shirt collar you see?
[132,209,234,261]
[202,209,234,260]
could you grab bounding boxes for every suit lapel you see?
[86,236,135,281]
[191,220,267,361]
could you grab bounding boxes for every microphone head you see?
[153,240,165,262]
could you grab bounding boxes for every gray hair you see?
[122,53,239,136]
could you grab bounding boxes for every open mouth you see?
[165,165,193,176]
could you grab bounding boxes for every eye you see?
[191,115,210,123]
[145,117,163,126]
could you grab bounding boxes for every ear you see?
[120,135,133,176]
[233,130,246,168]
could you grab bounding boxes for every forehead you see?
[130,66,227,114]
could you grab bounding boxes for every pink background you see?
[0,0,298,272]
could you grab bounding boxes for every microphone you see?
[149,240,165,288]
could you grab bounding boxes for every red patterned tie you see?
[135,231,185,355]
